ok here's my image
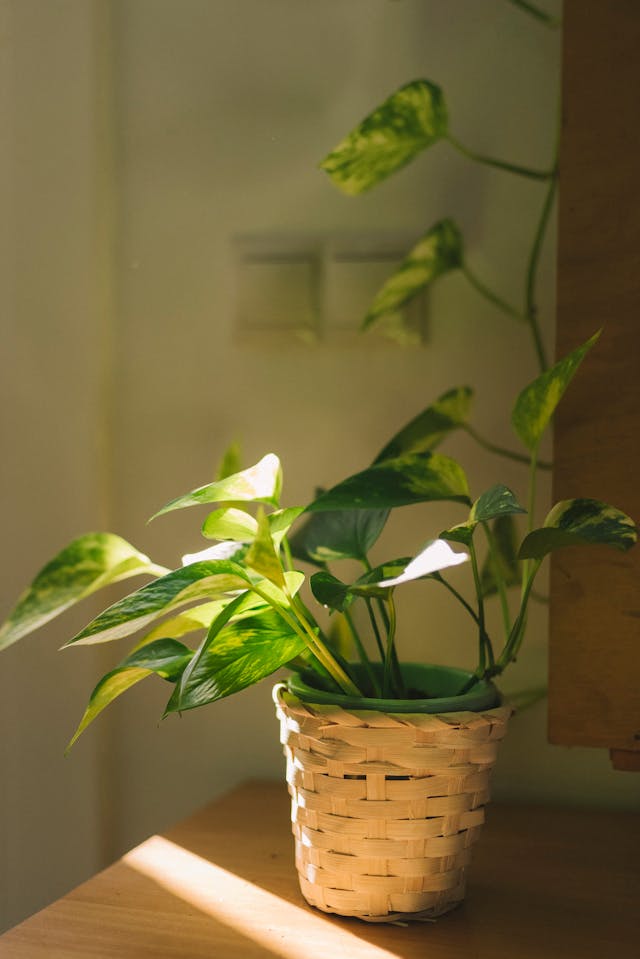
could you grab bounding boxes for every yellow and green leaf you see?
[320,79,448,195]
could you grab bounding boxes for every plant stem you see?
[258,586,361,696]
[364,598,386,662]
[463,423,552,470]
[362,558,405,695]
[447,134,556,181]
[461,264,525,321]
[496,561,540,672]
[344,608,381,697]
[506,0,560,29]
[469,540,494,672]
[524,165,558,372]
[482,521,511,641]
[382,594,397,698]
[433,573,480,626]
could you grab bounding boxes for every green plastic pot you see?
[287,662,500,714]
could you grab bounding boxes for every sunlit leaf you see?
[267,507,305,548]
[311,540,467,607]
[151,454,282,520]
[307,452,470,513]
[168,608,305,712]
[202,508,258,542]
[67,639,193,750]
[289,507,389,565]
[519,498,638,560]
[244,509,286,589]
[65,560,252,646]
[512,331,600,452]
[374,386,473,462]
[480,515,521,598]
[320,79,448,195]
[181,542,246,565]
[0,533,158,652]
[363,220,463,330]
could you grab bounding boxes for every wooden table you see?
[1,781,638,958]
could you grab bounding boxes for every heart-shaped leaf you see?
[512,331,600,452]
[168,608,305,712]
[374,386,473,463]
[307,452,470,513]
[480,515,521,598]
[363,220,463,330]
[309,571,354,612]
[289,507,389,565]
[320,79,448,195]
[0,533,158,652]
[67,638,193,750]
[441,485,526,546]
[470,485,527,525]
[519,498,638,560]
[151,454,282,520]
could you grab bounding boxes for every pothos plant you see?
[0,329,636,748]
[0,2,635,742]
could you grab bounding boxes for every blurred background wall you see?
[1,0,635,934]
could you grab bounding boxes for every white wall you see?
[2,0,636,935]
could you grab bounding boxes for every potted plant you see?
[2,5,633,924]
[0,328,636,921]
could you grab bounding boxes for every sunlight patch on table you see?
[125,836,400,959]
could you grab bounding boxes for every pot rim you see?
[286,662,501,714]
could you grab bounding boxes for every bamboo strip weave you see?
[274,684,511,922]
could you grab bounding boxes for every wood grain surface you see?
[550,0,640,755]
[1,780,638,958]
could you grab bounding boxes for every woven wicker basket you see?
[274,683,511,922]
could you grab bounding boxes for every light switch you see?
[236,257,319,340]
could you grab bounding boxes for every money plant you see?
[1,1,636,743]
[0,328,636,747]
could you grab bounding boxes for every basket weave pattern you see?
[274,684,511,922]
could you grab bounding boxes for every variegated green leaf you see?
[65,560,252,646]
[266,507,306,547]
[67,638,193,750]
[320,79,448,195]
[0,533,159,652]
[151,454,282,520]
[168,608,305,712]
[309,571,355,612]
[289,507,389,565]
[363,220,463,330]
[307,452,470,513]
[441,485,525,547]
[519,498,638,560]
[512,331,600,451]
[470,485,526,525]
[202,508,258,542]
[244,509,286,589]
[480,515,521,598]
[374,386,473,462]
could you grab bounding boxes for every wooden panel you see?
[550,0,640,753]
[1,781,638,958]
